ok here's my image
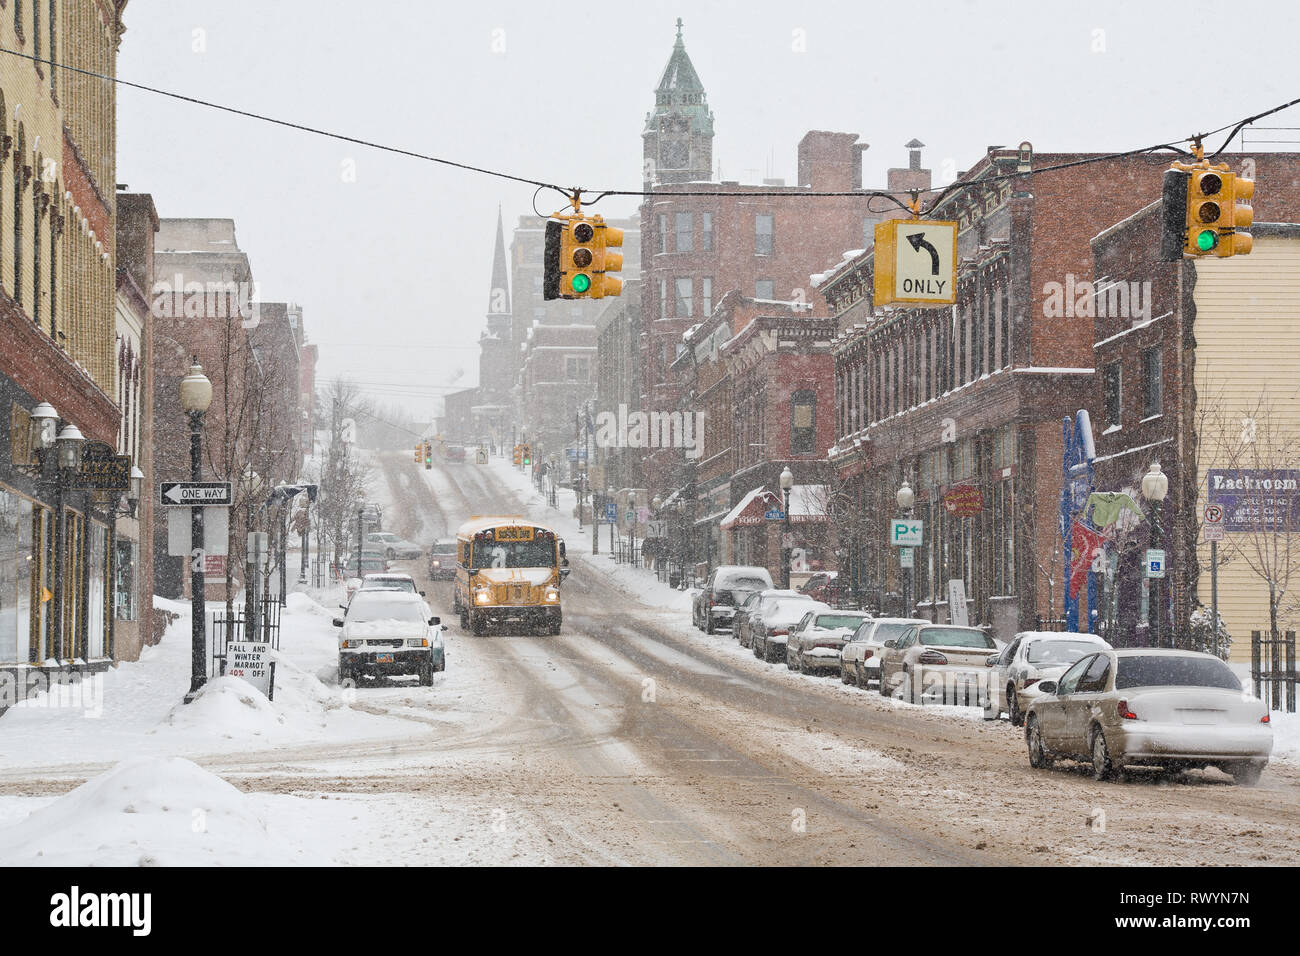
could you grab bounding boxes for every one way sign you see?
[159,481,233,506]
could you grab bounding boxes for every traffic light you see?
[543,214,624,300]
[414,442,422,464]
[1161,161,1254,261]
[522,444,531,467]
[512,444,522,466]
[424,443,433,469]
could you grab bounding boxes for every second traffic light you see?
[521,443,531,466]
[543,214,624,300]
[424,443,433,469]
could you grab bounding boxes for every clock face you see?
[660,138,688,169]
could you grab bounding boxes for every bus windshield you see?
[470,532,556,570]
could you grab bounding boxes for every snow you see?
[0,756,332,866]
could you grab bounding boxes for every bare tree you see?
[1196,382,1300,637]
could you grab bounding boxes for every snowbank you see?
[0,756,331,866]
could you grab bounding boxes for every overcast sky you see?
[116,0,1300,421]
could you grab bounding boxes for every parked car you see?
[878,624,999,703]
[786,609,873,673]
[334,590,445,686]
[984,631,1111,725]
[691,565,774,634]
[797,571,839,604]
[735,589,812,648]
[752,599,830,663]
[840,617,929,687]
[1024,648,1272,785]
[365,531,423,560]
[428,539,457,580]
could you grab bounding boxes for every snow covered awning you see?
[720,486,780,529]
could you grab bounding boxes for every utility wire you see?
[4,45,1294,214]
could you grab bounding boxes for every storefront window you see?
[87,522,107,659]
[0,489,20,663]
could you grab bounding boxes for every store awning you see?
[720,486,781,530]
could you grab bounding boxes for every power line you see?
[5,44,1294,214]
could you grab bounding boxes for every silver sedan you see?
[1024,648,1273,785]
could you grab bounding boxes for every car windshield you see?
[470,533,556,569]
[1115,655,1241,691]
[1027,640,1100,665]
[872,622,918,644]
[347,597,425,623]
[364,577,415,592]
[814,615,867,630]
[718,574,770,591]
[432,543,456,554]
[918,628,996,649]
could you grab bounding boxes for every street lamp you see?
[30,401,59,452]
[179,359,213,703]
[127,466,144,519]
[780,466,794,589]
[607,486,616,557]
[897,479,915,617]
[1141,461,1169,648]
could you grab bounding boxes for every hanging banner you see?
[942,484,983,517]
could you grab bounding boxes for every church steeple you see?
[643,19,714,189]
[486,206,510,337]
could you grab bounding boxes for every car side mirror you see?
[883,639,897,649]
[1038,680,1059,695]
[468,568,479,577]
[986,655,998,667]
[429,617,440,626]
[420,590,426,597]
[332,618,344,627]
[339,604,348,611]
[560,566,571,579]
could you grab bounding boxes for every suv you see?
[334,590,445,686]
[692,565,774,634]
[428,539,457,580]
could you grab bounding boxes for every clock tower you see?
[642,19,714,189]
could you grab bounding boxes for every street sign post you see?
[764,508,786,520]
[873,219,958,307]
[1203,503,1225,542]
[604,502,618,522]
[160,481,233,506]
[890,519,923,547]
[899,547,914,569]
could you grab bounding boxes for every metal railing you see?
[1251,630,1297,713]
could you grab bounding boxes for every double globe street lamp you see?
[780,466,794,589]
[1141,462,1169,648]
[179,360,214,702]
[897,479,915,618]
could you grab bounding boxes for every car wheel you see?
[418,659,433,686]
[1230,762,1265,787]
[752,637,762,659]
[1091,727,1117,781]
[787,646,799,671]
[471,612,488,637]
[879,668,891,697]
[855,664,866,690]
[1008,686,1024,727]
[1026,715,1052,768]
[338,661,352,686]
[840,661,853,685]
[705,615,715,635]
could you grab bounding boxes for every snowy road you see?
[2,451,1297,866]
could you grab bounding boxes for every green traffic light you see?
[1196,229,1217,252]
[571,273,591,294]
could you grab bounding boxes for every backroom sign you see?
[1208,469,1300,532]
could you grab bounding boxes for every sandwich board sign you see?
[224,641,275,699]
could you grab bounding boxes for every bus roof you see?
[456,515,558,538]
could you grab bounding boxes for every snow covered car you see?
[840,617,928,687]
[1024,648,1272,784]
[428,539,457,580]
[752,598,830,663]
[733,588,808,647]
[365,532,423,560]
[786,609,873,673]
[878,624,998,704]
[692,565,774,634]
[359,572,424,596]
[334,591,444,686]
[984,631,1110,725]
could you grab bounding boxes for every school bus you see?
[452,515,569,635]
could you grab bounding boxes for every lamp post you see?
[780,466,794,589]
[179,360,213,703]
[1141,462,1169,648]
[897,479,915,618]
[652,495,663,581]
[356,503,366,578]
[607,486,616,556]
[629,492,637,567]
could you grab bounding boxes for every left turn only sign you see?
[873,219,958,307]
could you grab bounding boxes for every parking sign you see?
[890,519,923,547]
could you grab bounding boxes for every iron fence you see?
[210,597,283,678]
[1251,630,1297,713]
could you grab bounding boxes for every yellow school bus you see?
[452,515,569,635]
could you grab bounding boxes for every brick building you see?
[1088,164,1300,657]
[821,145,1299,638]
[0,1,131,690]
